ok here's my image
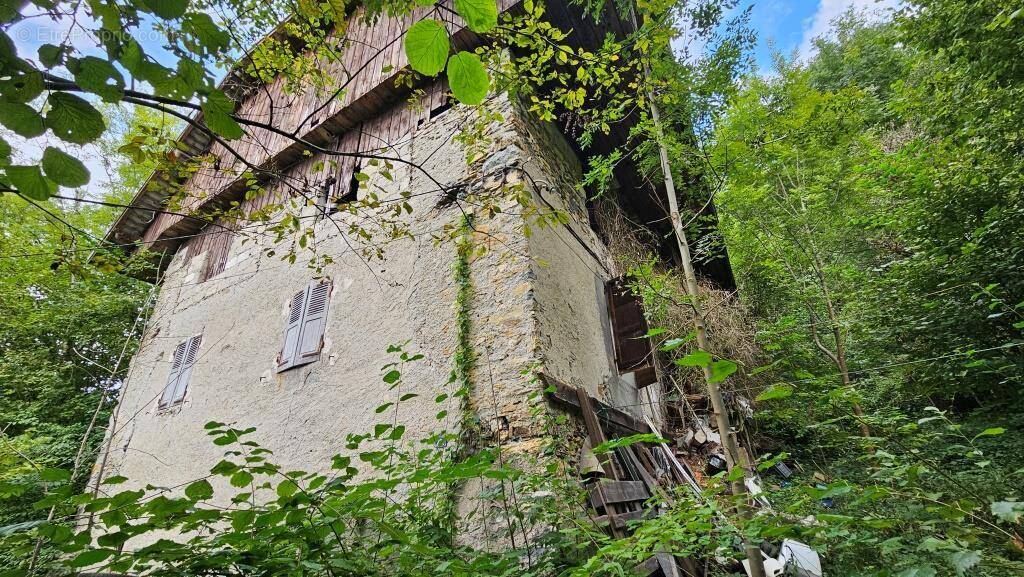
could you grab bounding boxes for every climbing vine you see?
[435,212,486,539]
[452,213,477,398]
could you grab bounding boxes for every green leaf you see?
[7,165,56,200]
[0,102,45,137]
[453,0,498,32]
[971,427,1005,441]
[231,509,255,531]
[177,58,206,90]
[101,475,128,485]
[0,71,44,102]
[45,92,105,144]
[140,0,189,19]
[949,550,980,576]
[210,459,238,475]
[182,12,230,56]
[184,479,214,501]
[756,383,793,401]
[808,482,852,499]
[38,44,63,68]
[675,350,712,367]
[708,360,738,383]
[382,369,401,384]
[38,522,73,543]
[726,465,745,482]
[42,147,89,187]
[119,39,146,76]
[201,91,243,139]
[660,334,694,351]
[96,532,128,547]
[276,480,298,499]
[230,470,254,488]
[405,19,450,76]
[447,51,489,105]
[68,548,114,567]
[68,56,125,102]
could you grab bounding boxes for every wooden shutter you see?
[296,280,331,363]
[278,289,307,370]
[159,341,187,408]
[171,335,202,404]
[277,280,332,371]
[159,335,201,408]
[606,277,657,388]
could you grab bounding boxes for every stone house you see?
[92,0,718,544]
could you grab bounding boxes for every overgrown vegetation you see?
[707,3,1024,575]
[1,0,1022,576]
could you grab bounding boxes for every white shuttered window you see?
[277,280,332,372]
[159,334,202,409]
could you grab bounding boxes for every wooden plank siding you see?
[173,91,431,277]
[121,0,659,263]
[142,0,520,251]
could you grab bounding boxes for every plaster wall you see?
[516,113,664,426]
[91,94,660,546]
[95,96,526,496]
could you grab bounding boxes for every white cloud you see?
[797,0,902,59]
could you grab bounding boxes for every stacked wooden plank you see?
[540,374,705,576]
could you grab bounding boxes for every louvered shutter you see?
[159,341,187,408]
[296,280,331,363]
[171,335,201,404]
[606,277,657,388]
[278,288,308,370]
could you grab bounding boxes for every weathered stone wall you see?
[95,95,518,491]
[513,105,664,426]
[91,93,660,548]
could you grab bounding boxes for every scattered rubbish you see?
[679,429,695,450]
[778,539,823,577]
[706,453,727,474]
[772,461,793,479]
[743,554,784,577]
[745,476,773,510]
[744,540,823,577]
[736,395,755,421]
[814,484,835,508]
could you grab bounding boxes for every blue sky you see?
[9,11,180,69]
[6,0,900,200]
[6,0,905,99]
[8,0,904,80]
[732,0,901,71]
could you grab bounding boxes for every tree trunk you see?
[635,32,767,577]
[805,234,871,439]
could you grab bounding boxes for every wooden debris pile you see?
[542,373,707,576]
